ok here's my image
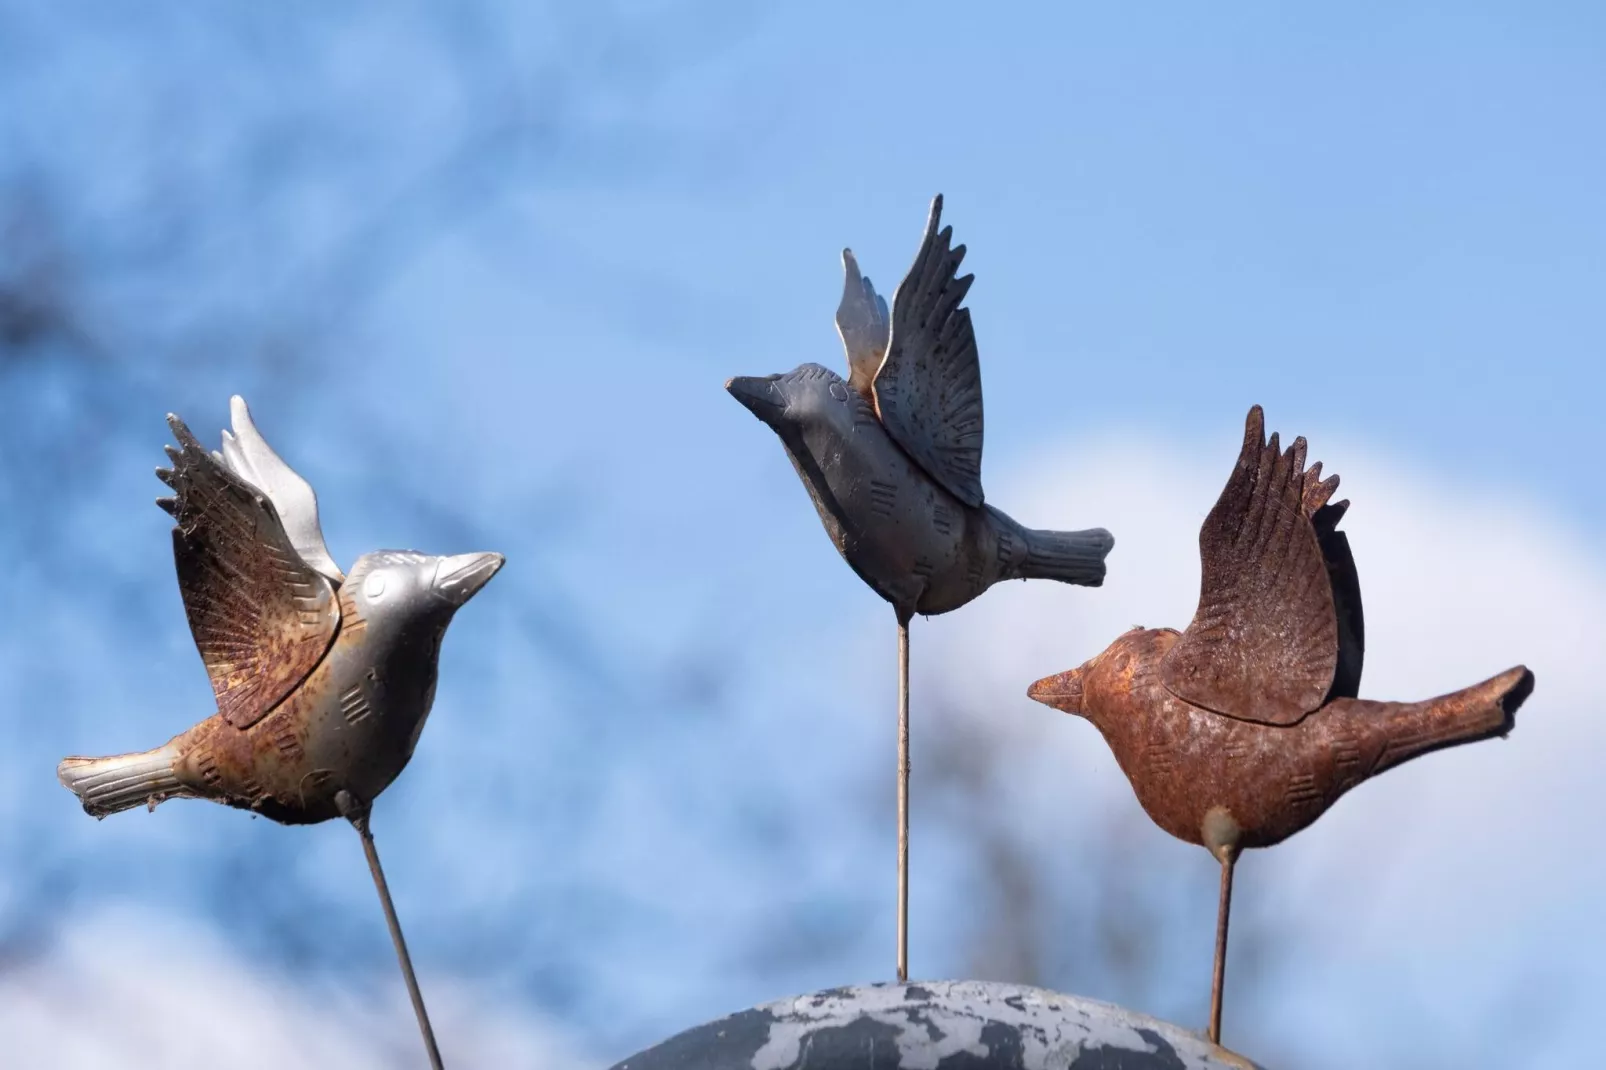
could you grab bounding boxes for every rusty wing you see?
[1160,405,1349,726]
[157,414,341,729]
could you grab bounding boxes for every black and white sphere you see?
[611,981,1264,1070]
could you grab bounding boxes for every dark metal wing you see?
[836,249,890,401]
[1315,499,1365,701]
[1160,405,1345,725]
[157,413,340,729]
[872,194,985,508]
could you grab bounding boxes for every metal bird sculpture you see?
[727,195,1115,980]
[58,396,504,1070]
[1026,405,1534,1046]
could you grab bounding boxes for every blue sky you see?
[1,3,1602,1068]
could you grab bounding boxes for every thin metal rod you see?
[340,793,445,1070]
[1208,850,1237,1046]
[896,611,911,984]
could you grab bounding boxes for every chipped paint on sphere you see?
[611,981,1266,1070]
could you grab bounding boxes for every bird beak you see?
[432,552,505,607]
[1027,668,1084,715]
[725,375,786,423]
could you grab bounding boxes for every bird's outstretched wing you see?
[872,194,985,508]
[213,396,344,583]
[836,249,890,401]
[1160,405,1346,725]
[158,414,341,730]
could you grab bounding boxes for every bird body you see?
[1027,405,1535,858]
[741,362,1108,616]
[1026,404,1533,1044]
[1030,626,1532,853]
[58,398,504,825]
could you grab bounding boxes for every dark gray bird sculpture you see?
[57,396,503,1070]
[726,195,1115,981]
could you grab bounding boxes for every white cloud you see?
[914,420,1606,1066]
[1,906,594,1070]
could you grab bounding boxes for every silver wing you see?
[836,248,890,400]
[872,194,985,508]
[213,395,345,583]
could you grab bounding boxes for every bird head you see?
[1027,665,1086,716]
[725,363,849,434]
[1026,628,1157,721]
[343,549,506,633]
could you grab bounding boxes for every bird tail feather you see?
[1016,525,1115,588]
[1341,666,1535,779]
[1418,665,1535,745]
[58,744,187,819]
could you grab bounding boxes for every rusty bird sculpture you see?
[727,195,1115,981]
[58,396,504,1070]
[1027,404,1534,1047]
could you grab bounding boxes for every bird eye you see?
[363,571,388,600]
[829,381,849,402]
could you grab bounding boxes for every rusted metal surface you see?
[1027,404,1535,1044]
[56,396,506,825]
[1028,627,1533,853]
[157,415,342,731]
[728,195,1115,981]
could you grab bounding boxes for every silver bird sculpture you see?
[726,195,1115,980]
[57,396,504,1070]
